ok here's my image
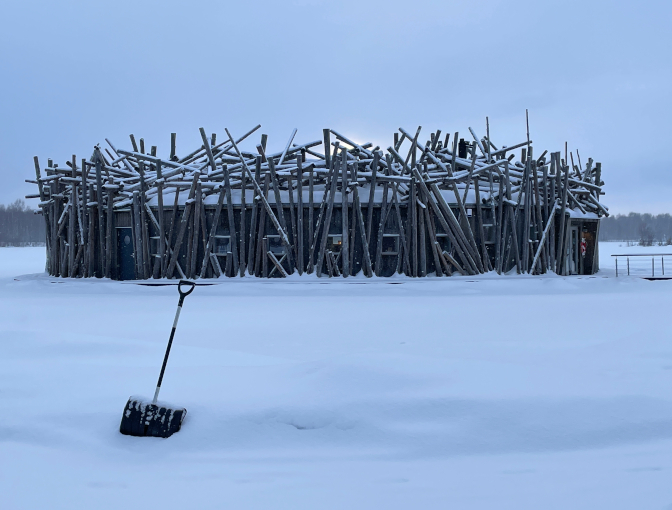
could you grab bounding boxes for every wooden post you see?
[341,149,350,277]
[189,182,202,278]
[200,185,226,278]
[308,161,314,264]
[297,154,304,275]
[374,177,390,276]
[80,158,88,277]
[366,151,379,247]
[132,191,144,279]
[418,192,427,277]
[352,186,373,277]
[556,157,570,274]
[316,157,339,277]
[255,174,270,276]
[94,150,105,277]
[105,182,115,278]
[222,164,240,275]
[156,161,165,277]
[247,156,262,272]
[166,172,200,278]
[410,175,418,277]
[239,162,247,276]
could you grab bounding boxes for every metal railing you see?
[612,253,672,277]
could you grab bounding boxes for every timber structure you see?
[26,122,608,279]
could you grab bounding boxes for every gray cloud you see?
[1,0,670,213]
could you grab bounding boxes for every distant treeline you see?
[0,200,46,246]
[599,213,672,245]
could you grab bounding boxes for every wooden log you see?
[105,183,115,278]
[424,206,442,276]
[309,149,338,273]
[139,164,150,279]
[495,174,504,274]
[323,129,331,169]
[442,250,465,275]
[365,151,379,247]
[185,193,195,278]
[341,149,350,277]
[474,179,488,271]
[87,184,95,277]
[267,250,288,277]
[549,157,557,270]
[278,128,297,166]
[287,172,297,262]
[166,172,200,278]
[531,199,559,273]
[255,174,270,276]
[94,150,105,277]
[239,160,247,276]
[329,250,341,277]
[226,249,234,277]
[349,184,356,275]
[189,182,202,278]
[532,163,546,273]
[316,157,339,277]
[210,253,222,277]
[418,192,426,277]
[352,186,373,277]
[132,191,144,279]
[461,144,478,204]
[410,175,418,277]
[155,161,165,277]
[222,164,240,275]
[67,155,76,277]
[555,157,570,274]
[262,238,268,278]
[296,154,304,275]
[391,182,411,275]
[200,185,226,278]
[374,174,390,276]
[166,187,180,263]
[542,163,550,269]
[308,161,314,263]
[80,158,89,275]
[247,156,262,272]
[170,133,177,161]
[521,162,531,272]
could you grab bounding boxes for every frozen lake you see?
[1,245,671,509]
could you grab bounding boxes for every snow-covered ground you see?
[1,245,671,509]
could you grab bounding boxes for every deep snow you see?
[1,244,671,509]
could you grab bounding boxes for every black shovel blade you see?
[119,397,187,438]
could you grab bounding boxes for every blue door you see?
[117,227,135,280]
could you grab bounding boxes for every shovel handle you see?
[177,280,196,305]
[152,280,196,404]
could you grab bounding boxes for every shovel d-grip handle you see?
[152,280,196,404]
[177,279,196,305]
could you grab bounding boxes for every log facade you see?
[27,124,607,279]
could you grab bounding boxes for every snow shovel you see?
[119,280,196,438]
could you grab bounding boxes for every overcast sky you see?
[1,0,670,214]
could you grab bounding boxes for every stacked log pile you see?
[26,121,607,279]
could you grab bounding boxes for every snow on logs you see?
[27,124,607,279]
